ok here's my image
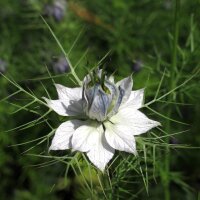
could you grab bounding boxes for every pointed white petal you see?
[55,84,82,102]
[104,122,136,154]
[86,125,115,171]
[44,84,84,116]
[110,107,160,136]
[120,89,144,110]
[71,121,100,152]
[55,84,84,116]
[72,122,114,171]
[49,120,85,150]
[43,97,68,116]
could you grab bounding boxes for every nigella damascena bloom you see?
[44,69,160,171]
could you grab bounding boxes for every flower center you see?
[82,68,124,122]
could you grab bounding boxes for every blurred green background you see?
[0,0,200,199]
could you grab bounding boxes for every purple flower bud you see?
[52,56,70,74]
[43,0,67,22]
[53,0,67,21]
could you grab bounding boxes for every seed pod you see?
[82,69,133,121]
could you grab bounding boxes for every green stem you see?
[41,17,82,86]
[164,1,180,200]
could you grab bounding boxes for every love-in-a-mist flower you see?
[44,69,160,171]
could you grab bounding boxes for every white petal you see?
[120,89,144,110]
[49,120,84,150]
[43,98,68,116]
[72,122,114,171]
[104,122,136,154]
[86,125,115,171]
[71,121,100,152]
[55,84,84,115]
[110,107,160,136]
[44,84,84,116]
[116,76,133,103]
[55,84,82,102]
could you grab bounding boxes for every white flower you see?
[44,69,160,171]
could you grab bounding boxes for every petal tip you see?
[95,163,107,172]
[49,145,56,151]
[155,121,161,127]
[140,88,145,93]
[54,83,62,89]
[42,97,51,106]
[149,119,161,129]
[54,83,65,93]
[42,96,48,101]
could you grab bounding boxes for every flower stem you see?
[41,16,82,86]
